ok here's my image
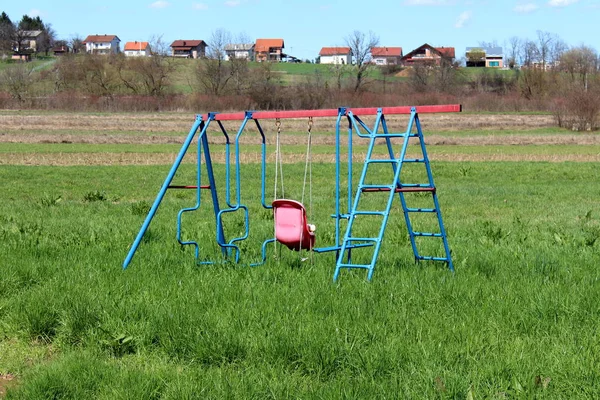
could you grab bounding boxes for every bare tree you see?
[2,63,35,102]
[148,34,170,56]
[507,36,520,69]
[117,54,175,96]
[520,39,538,67]
[69,35,85,54]
[345,30,379,92]
[38,23,56,55]
[196,28,234,95]
[535,30,554,69]
[559,45,598,91]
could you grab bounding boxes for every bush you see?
[552,88,600,131]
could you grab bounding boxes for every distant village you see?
[14,32,509,69]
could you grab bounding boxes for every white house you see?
[224,43,255,61]
[83,34,121,54]
[124,41,151,57]
[319,47,352,65]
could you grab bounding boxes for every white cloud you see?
[403,0,453,5]
[28,8,43,17]
[224,0,241,6]
[149,1,170,8]
[548,0,578,6]
[454,11,472,28]
[192,3,208,10]
[514,3,539,12]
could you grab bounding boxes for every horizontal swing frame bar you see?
[201,104,462,121]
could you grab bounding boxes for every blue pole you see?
[123,115,205,269]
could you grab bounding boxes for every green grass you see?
[1,158,600,398]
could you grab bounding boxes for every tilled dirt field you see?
[1,111,599,165]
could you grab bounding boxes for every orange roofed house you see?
[170,40,207,59]
[370,47,403,65]
[124,41,151,57]
[401,44,455,66]
[319,47,352,65]
[255,38,284,62]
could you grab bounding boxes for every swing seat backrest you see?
[272,199,315,251]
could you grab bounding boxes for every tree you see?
[466,48,486,67]
[1,63,35,102]
[345,30,379,92]
[507,36,520,69]
[37,23,56,55]
[0,12,16,54]
[117,53,176,96]
[69,35,85,54]
[535,30,554,69]
[559,45,598,91]
[196,28,234,95]
[520,39,537,67]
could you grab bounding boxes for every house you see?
[370,47,403,65]
[170,40,207,58]
[124,41,151,57]
[14,30,43,52]
[255,38,284,62]
[318,47,352,65]
[83,34,121,54]
[465,47,504,68]
[224,43,255,61]
[401,44,455,66]
[52,45,70,56]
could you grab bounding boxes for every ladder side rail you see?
[414,114,455,271]
[380,114,421,261]
[334,108,346,252]
[123,116,206,269]
[334,110,384,280]
[364,112,407,280]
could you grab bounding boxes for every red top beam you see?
[201,104,461,121]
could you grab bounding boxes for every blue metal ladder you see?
[333,107,453,281]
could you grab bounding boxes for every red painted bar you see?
[202,104,461,121]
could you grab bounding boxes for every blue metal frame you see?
[124,107,453,279]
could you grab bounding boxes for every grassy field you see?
[1,111,600,398]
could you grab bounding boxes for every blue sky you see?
[2,0,598,61]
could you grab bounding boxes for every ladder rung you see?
[330,213,351,219]
[406,208,436,213]
[366,159,399,164]
[373,133,410,138]
[412,232,443,237]
[344,237,379,243]
[362,187,435,193]
[402,158,425,163]
[416,256,449,262]
[353,211,385,216]
[337,263,371,269]
[313,243,374,253]
[361,184,394,190]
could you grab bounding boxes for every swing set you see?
[123,104,461,281]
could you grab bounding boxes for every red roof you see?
[170,40,207,48]
[436,47,455,58]
[83,35,119,43]
[371,47,402,57]
[255,39,284,52]
[124,41,149,51]
[319,47,351,56]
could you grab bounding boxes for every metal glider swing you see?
[123,104,462,281]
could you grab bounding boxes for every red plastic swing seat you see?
[272,199,315,251]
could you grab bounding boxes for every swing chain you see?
[307,116,313,133]
[276,118,281,135]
